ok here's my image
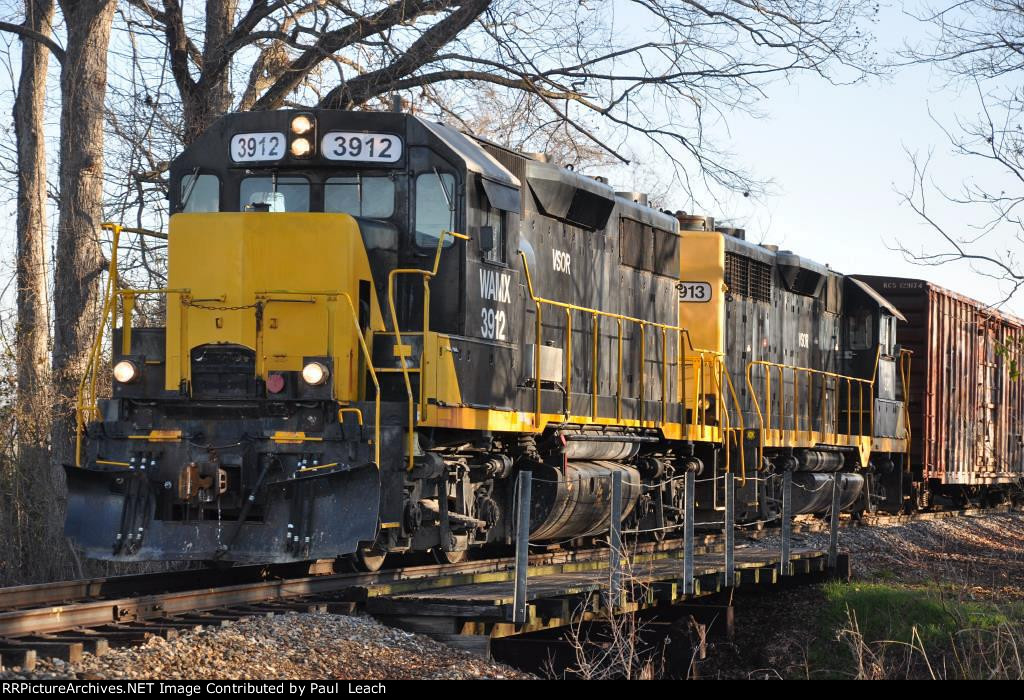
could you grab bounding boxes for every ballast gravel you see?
[0,612,533,680]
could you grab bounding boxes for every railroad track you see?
[0,533,724,672]
[0,504,1012,672]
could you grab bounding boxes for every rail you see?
[76,224,188,466]
[744,359,875,466]
[517,251,747,484]
[255,290,381,467]
[899,348,913,469]
[385,229,470,470]
[75,224,382,468]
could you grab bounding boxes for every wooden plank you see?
[533,597,572,620]
[98,621,190,638]
[0,638,82,663]
[432,634,491,658]
[28,633,109,656]
[377,615,459,635]
[651,581,678,603]
[0,646,35,671]
[365,599,504,618]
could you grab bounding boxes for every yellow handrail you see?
[708,357,748,486]
[385,230,470,470]
[75,224,382,468]
[75,223,123,465]
[255,290,382,468]
[744,359,876,469]
[517,251,745,482]
[76,224,191,466]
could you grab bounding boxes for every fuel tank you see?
[768,471,864,514]
[526,461,642,540]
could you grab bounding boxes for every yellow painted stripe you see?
[96,459,132,468]
[271,431,323,444]
[296,462,338,473]
[128,429,182,442]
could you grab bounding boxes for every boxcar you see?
[857,276,1024,506]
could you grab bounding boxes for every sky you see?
[621,1,1024,315]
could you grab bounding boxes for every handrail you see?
[899,348,913,470]
[75,223,123,466]
[517,251,745,483]
[76,226,188,465]
[744,359,876,468]
[254,289,381,468]
[75,223,381,468]
[385,230,470,470]
[708,356,748,485]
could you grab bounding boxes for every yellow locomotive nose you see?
[165,212,384,399]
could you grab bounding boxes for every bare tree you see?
[117,0,879,191]
[897,1,1024,302]
[50,0,117,495]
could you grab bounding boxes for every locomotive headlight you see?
[290,115,314,135]
[290,137,312,157]
[302,362,330,386]
[113,360,138,383]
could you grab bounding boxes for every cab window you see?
[325,176,395,218]
[848,312,873,350]
[415,172,455,248]
[240,176,309,212]
[181,173,220,212]
[483,205,505,264]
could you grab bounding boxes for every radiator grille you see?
[725,253,772,303]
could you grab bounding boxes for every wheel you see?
[351,546,387,572]
[431,547,467,565]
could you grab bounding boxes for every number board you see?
[230,132,286,162]
[321,132,402,163]
[678,281,713,302]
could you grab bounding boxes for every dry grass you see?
[837,601,1024,679]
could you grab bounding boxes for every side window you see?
[483,205,505,264]
[848,312,873,350]
[240,176,309,212]
[181,174,220,213]
[415,172,455,248]
[325,176,395,218]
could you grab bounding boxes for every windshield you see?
[325,176,395,218]
[240,176,310,212]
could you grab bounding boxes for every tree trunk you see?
[51,0,116,498]
[181,0,237,143]
[14,0,54,458]
[9,0,57,582]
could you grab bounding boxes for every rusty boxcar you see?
[857,276,1024,507]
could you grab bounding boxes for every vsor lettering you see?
[553,249,571,274]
